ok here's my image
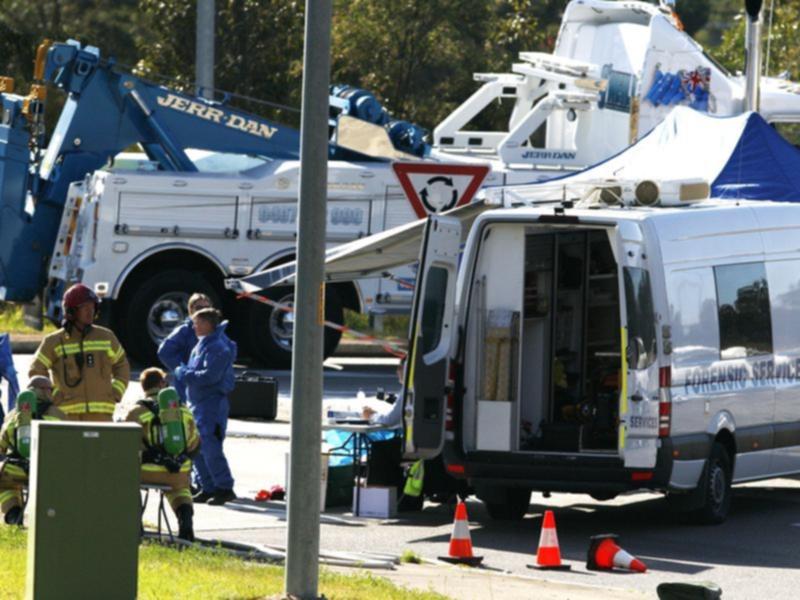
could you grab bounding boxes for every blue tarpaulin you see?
[713,112,800,201]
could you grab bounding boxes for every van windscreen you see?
[624,268,657,370]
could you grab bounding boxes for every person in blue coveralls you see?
[0,334,20,420]
[175,307,237,506]
[157,293,213,403]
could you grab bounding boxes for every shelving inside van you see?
[463,223,622,456]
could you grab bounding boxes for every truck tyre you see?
[483,488,531,521]
[244,286,343,368]
[119,270,219,365]
[692,442,733,525]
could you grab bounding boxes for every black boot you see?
[177,504,194,542]
[207,489,236,506]
[192,490,214,504]
[4,506,22,526]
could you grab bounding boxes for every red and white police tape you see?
[237,291,408,359]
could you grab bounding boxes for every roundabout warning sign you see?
[391,162,490,218]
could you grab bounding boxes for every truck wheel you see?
[483,488,531,521]
[119,270,219,365]
[692,442,733,525]
[244,286,343,368]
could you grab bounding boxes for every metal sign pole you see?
[195,0,215,99]
[284,1,332,598]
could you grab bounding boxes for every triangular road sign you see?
[392,162,490,218]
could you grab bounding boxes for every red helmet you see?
[62,284,99,312]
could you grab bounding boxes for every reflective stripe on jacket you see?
[29,325,130,416]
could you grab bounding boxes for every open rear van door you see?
[617,226,660,469]
[402,215,461,459]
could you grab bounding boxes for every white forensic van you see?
[389,190,800,525]
[234,181,800,524]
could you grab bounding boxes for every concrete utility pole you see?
[744,0,763,112]
[284,1,332,599]
[195,0,215,99]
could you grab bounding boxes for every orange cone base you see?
[527,563,572,571]
[439,555,484,566]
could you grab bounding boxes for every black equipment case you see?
[229,371,278,420]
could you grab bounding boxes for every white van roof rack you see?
[490,177,710,209]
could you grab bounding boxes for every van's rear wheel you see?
[244,286,343,368]
[692,442,733,525]
[483,488,531,521]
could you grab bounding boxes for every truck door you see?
[618,230,660,469]
[401,215,461,460]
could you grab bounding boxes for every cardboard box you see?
[352,485,397,518]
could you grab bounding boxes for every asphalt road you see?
[6,354,800,598]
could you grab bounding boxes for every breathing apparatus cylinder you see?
[15,390,37,459]
[157,387,186,456]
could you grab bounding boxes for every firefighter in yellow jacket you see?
[0,376,65,525]
[29,284,130,421]
[119,368,200,541]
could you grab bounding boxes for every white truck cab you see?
[400,198,800,524]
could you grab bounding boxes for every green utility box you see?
[25,421,142,600]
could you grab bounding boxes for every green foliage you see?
[331,0,561,129]
[400,549,423,564]
[713,2,800,80]
[0,304,55,334]
[674,0,711,37]
[136,0,306,125]
[344,310,409,340]
[0,1,150,134]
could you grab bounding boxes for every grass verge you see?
[0,528,448,600]
[0,304,55,336]
[343,310,409,341]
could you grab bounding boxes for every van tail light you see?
[658,366,672,437]
[445,360,457,433]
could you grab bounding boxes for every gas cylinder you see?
[15,390,37,459]
[157,387,186,456]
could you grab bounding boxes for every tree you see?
[136,0,306,126]
[674,0,710,37]
[0,1,146,84]
[0,1,148,135]
[714,2,800,78]
[331,0,563,130]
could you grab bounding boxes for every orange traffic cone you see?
[528,510,571,570]
[438,501,483,566]
[587,534,647,573]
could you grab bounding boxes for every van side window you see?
[420,266,449,355]
[713,262,773,359]
[623,267,657,369]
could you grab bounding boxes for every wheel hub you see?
[268,294,295,351]
[148,292,190,344]
[710,464,726,505]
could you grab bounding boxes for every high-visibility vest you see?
[404,460,424,497]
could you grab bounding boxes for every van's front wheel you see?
[668,441,732,524]
[482,488,531,521]
[693,442,733,524]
